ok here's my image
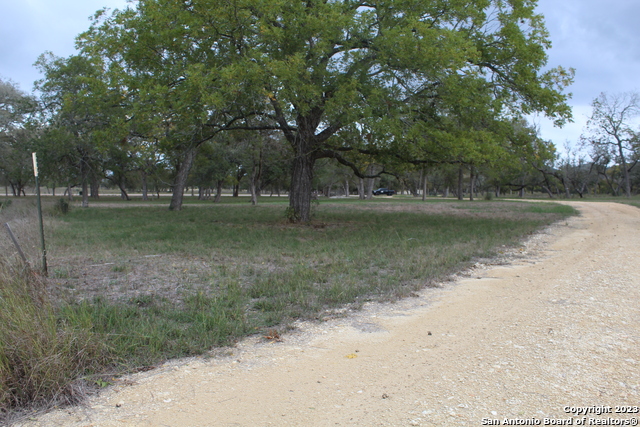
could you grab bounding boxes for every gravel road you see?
[24,202,640,426]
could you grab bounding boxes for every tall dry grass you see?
[0,199,107,419]
[0,262,107,412]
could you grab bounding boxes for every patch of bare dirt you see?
[46,254,215,304]
[329,200,561,220]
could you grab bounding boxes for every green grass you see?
[58,286,250,368]
[47,200,577,349]
[51,200,572,257]
[1,198,577,417]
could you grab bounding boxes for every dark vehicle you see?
[373,188,396,196]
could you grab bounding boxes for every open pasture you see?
[0,197,576,414]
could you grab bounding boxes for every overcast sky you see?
[1,0,639,150]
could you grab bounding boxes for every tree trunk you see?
[81,180,89,207]
[364,164,377,200]
[214,180,223,203]
[421,167,427,201]
[457,164,464,201]
[202,187,207,199]
[80,159,89,208]
[618,144,632,198]
[119,185,130,200]
[141,172,149,201]
[289,146,316,222]
[233,168,245,197]
[249,180,258,205]
[169,146,197,211]
[365,178,374,199]
[344,179,349,197]
[90,174,100,199]
[357,178,365,199]
[600,172,618,196]
[542,186,554,198]
[249,154,262,206]
[561,177,571,198]
[469,166,475,201]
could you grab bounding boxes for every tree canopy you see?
[0,79,40,196]
[30,0,573,218]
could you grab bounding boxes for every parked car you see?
[373,188,396,196]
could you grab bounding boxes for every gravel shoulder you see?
[24,202,640,426]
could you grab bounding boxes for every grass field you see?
[1,196,578,416]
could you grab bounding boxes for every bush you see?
[52,198,70,215]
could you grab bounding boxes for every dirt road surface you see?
[25,202,640,426]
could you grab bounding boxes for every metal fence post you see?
[32,153,47,275]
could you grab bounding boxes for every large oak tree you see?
[77,0,572,220]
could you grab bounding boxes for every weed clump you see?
[52,198,71,215]
[0,261,108,418]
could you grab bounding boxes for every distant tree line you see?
[1,1,638,218]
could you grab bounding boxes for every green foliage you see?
[53,197,70,215]
[0,78,37,131]
[0,79,40,196]
[284,206,300,223]
[34,53,130,205]
[60,0,574,217]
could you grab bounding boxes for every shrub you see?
[52,198,70,215]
